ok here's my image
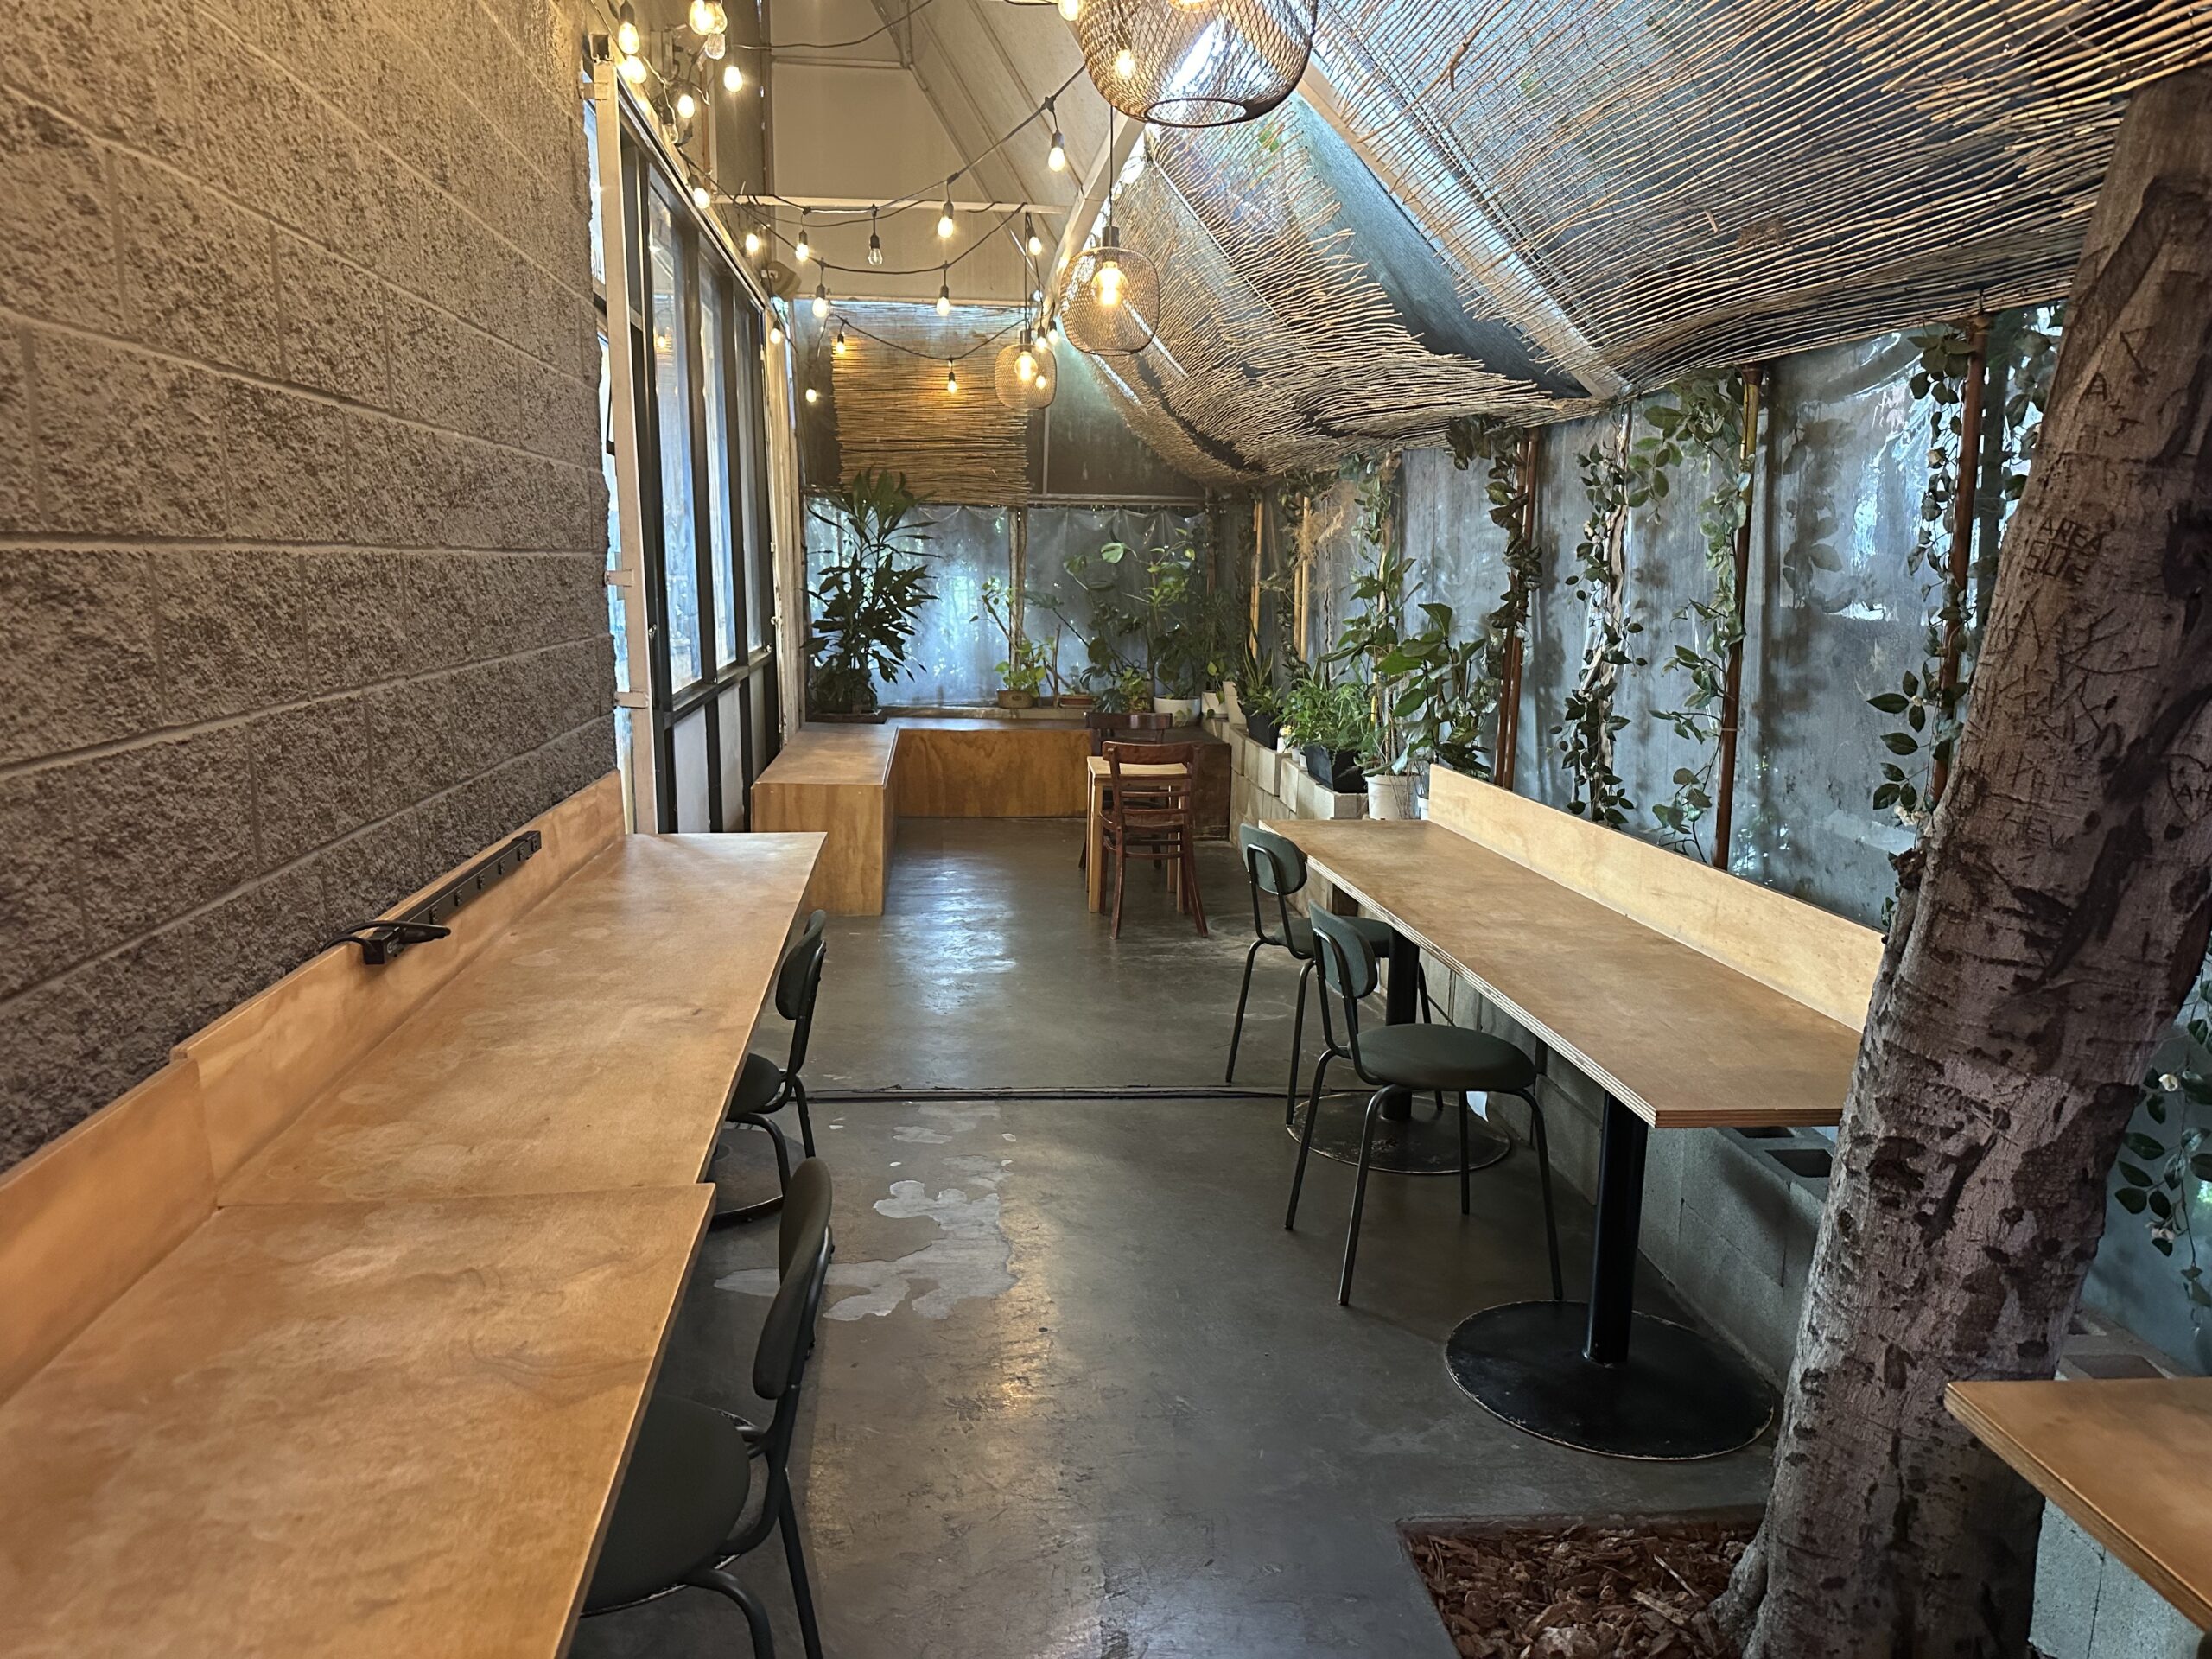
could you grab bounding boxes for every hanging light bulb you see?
[688,0,727,36]
[721,60,743,92]
[1016,329,1038,383]
[812,281,829,321]
[702,29,726,57]
[1046,99,1066,172]
[1113,41,1137,79]
[1025,213,1043,258]
[1058,0,1079,17]
[833,328,849,357]
[1035,372,1050,393]
[937,189,957,240]
[936,275,952,316]
[804,385,819,404]
[867,208,883,266]
[742,226,762,257]
[614,2,641,56]
[767,316,785,346]
[793,212,810,264]
[674,86,698,120]
[946,363,959,394]
[1094,245,1124,308]
[690,181,711,210]
[620,51,648,86]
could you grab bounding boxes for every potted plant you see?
[806,470,934,721]
[1236,645,1284,749]
[1023,589,1097,709]
[975,579,1052,709]
[1283,667,1370,793]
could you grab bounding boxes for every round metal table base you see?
[1285,1091,1513,1175]
[1445,1300,1775,1460]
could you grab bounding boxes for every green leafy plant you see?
[973,578,1051,697]
[1644,372,1751,857]
[1554,410,1644,826]
[1446,415,1540,747]
[806,470,934,716]
[1280,663,1370,755]
[2113,970,2212,1328]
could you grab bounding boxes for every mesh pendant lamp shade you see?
[994,336,1058,410]
[1077,0,1317,128]
[1061,225,1159,355]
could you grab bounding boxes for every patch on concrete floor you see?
[717,1110,1018,1320]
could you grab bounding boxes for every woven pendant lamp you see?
[1077,0,1317,128]
[1060,220,1159,355]
[994,331,1058,410]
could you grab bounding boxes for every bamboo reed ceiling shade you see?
[1070,0,2209,471]
[823,302,1032,504]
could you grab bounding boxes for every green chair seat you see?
[725,1050,787,1119]
[585,1395,752,1612]
[1352,1024,1539,1093]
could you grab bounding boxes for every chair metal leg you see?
[1338,1087,1394,1306]
[1110,838,1128,938]
[1285,1049,1333,1230]
[687,1563,776,1659]
[1416,961,1435,1023]
[1284,962,1313,1127]
[1181,841,1207,937]
[1459,1091,1471,1216]
[790,1075,817,1159]
[1516,1088,1565,1302]
[779,1491,825,1659]
[1226,939,1262,1084]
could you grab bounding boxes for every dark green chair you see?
[1286,906,1563,1307]
[717,910,828,1225]
[583,1158,835,1658]
[1225,823,1422,1122]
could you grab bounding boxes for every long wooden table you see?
[0,1186,710,1659]
[1273,817,1861,1459]
[222,832,823,1205]
[1948,1377,2212,1637]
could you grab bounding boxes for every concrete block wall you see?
[0,0,613,1167]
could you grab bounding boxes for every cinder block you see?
[0,328,33,524]
[1675,1135,1801,1287]
[11,0,200,163]
[0,545,162,764]
[154,548,409,722]
[346,410,456,550]
[388,296,504,442]
[0,769,89,1000]
[0,89,122,332]
[68,725,257,948]
[117,153,280,376]
[2031,1507,2103,1659]
[276,230,389,406]
[1660,1217,1803,1382]
[219,380,359,543]
[248,696,381,868]
[28,328,228,537]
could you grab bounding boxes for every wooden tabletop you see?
[1273,818,1860,1128]
[222,832,823,1204]
[1086,755,1191,778]
[0,1185,710,1659]
[1948,1378,2212,1630]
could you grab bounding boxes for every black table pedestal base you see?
[1445,1300,1774,1460]
[1284,1093,1513,1175]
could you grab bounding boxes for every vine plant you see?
[1554,409,1643,826]
[2117,969,2212,1330]
[1446,415,1541,768]
[1644,372,1749,858]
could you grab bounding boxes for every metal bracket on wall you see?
[321,830,544,966]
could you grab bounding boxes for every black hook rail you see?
[323,830,544,966]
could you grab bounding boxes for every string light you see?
[1046,98,1066,171]
[1058,0,1079,16]
[702,29,726,57]
[804,385,819,404]
[834,327,849,356]
[945,363,958,394]
[937,273,952,315]
[690,181,711,209]
[1016,329,1038,383]
[620,52,648,86]
[1035,371,1050,393]
[768,319,785,344]
[615,2,641,56]
[674,86,698,120]
[812,281,830,320]
[1025,213,1043,257]
[794,211,811,264]
[688,0,727,35]
[722,61,744,92]
[743,226,762,257]
[937,188,957,240]
[868,207,883,266]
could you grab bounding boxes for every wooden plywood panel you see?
[0,1063,213,1403]
[755,779,889,915]
[219,834,823,1205]
[1948,1379,2212,1630]
[892,721,1091,817]
[1274,817,1861,1129]
[1426,766,1884,1030]
[0,1186,710,1659]
[185,773,628,1184]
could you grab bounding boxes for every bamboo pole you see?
[1496,426,1541,791]
[1709,365,1764,867]
[1926,313,1991,810]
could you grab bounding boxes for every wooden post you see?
[1496,427,1541,791]
[1709,365,1764,867]
[1926,314,1990,810]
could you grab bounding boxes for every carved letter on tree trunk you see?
[1718,65,2212,1658]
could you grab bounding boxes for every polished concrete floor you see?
[572,819,1770,1659]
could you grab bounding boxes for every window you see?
[648,189,702,690]
[702,272,741,669]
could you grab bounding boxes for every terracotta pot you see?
[996,689,1037,709]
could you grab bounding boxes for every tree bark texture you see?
[1721,66,2212,1658]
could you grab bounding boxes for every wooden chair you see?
[1084,710,1174,754]
[1102,740,1206,939]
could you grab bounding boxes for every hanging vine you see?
[1644,372,1750,858]
[1866,308,2065,830]
[2117,969,2212,1330]
[1554,407,1643,826]
[1446,415,1542,763]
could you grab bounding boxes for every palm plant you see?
[807,470,934,717]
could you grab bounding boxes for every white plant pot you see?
[1153,696,1203,726]
[1367,772,1418,821]
[1218,682,1244,727]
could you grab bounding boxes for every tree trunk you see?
[1719,66,2212,1658]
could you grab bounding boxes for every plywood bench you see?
[755,715,1128,915]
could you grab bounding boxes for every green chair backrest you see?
[1308,905,1379,1003]
[1238,823,1306,898]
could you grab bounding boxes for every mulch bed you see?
[1407,1518,1755,1659]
